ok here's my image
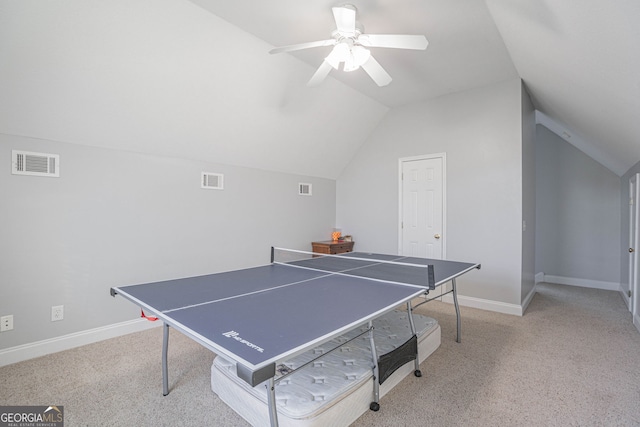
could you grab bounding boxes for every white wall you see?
[337,79,524,307]
[521,83,536,306]
[535,125,621,287]
[0,134,336,352]
[0,0,388,180]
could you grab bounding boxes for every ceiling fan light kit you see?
[326,41,371,72]
[269,4,428,87]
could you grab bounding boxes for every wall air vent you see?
[12,150,60,177]
[201,172,224,190]
[298,183,312,196]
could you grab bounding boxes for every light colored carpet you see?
[1,282,639,426]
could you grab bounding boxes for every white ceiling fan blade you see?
[307,61,334,87]
[332,5,356,35]
[359,34,428,50]
[270,39,336,54]
[360,55,392,87]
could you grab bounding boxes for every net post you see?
[428,264,435,290]
[270,246,275,264]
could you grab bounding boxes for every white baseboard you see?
[521,283,537,314]
[539,274,619,291]
[619,286,632,310]
[0,318,161,368]
[442,293,524,316]
[534,272,545,284]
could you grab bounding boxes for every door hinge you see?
[629,290,633,298]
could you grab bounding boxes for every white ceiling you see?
[1,0,638,177]
[190,0,519,108]
[190,0,640,176]
[485,0,640,176]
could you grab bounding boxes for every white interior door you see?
[399,155,445,259]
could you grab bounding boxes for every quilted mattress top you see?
[212,309,438,419]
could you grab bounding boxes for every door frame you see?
[629,173,640,330]
[398,153,447,257]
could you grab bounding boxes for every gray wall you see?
[535,125,621,284]
[0,134,336,350]
[336,79,524,306]
[0,0,388,180]
[521,82,536,304]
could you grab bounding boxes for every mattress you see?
[211,309,441,427]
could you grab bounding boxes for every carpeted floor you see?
[1,282,639,426]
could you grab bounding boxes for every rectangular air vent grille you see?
[299,183,312,196]
[201,172,224,190]
[12,150,60,177]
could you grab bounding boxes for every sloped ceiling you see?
[189,0,519,107]
[485,0,640,176]
[0,0,388,179]
[1,0,638,177]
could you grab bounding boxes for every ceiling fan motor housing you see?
[269,3,428,87]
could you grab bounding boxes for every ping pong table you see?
[110,247,480,426]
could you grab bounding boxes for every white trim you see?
[534,111,624,176]
[620,284,632,311]
[397,153,447,257]
[442,294,524,316]
[0,318,160,367]
[540,274,619,291]
[534,272,545,284]
[521,283,538,314]
[630,173,640,320]
[634,312,640,335]
[440,282,537,317]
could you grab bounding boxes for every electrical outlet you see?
[51,305,64,322]
[1,315,13,332]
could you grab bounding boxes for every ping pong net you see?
[271,247,436,290]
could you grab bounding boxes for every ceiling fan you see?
[269,4,428,87]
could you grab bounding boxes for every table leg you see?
[267,377,279,427]
[452,278,461,343]
[406,302,422,377]
[368,320,380,411]
[162,322,170,396]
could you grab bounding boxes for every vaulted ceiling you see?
[1,0,638,177]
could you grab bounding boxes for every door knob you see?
[630,248,635,253]
[434,234,441,239]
